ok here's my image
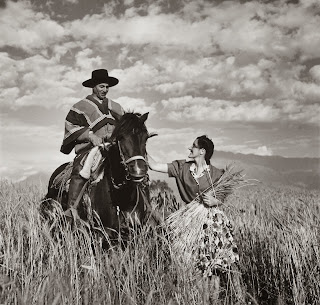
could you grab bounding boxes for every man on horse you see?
[60,69,124,219]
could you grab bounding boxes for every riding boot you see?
[65,174,88,219]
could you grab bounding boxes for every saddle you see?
[52,147,105,193]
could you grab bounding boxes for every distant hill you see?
[16,172,51,190]
[213,151,319,191]
[214,151,319,173]
[18,151,320,197]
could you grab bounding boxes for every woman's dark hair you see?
[197,135,214,165]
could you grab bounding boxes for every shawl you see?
[61,95,124,154]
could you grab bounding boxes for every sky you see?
[0,0,319,182]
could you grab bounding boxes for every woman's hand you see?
[203,193,222,207]
[146,153,169,173]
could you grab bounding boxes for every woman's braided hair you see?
[196,135,214,165]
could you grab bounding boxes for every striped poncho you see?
[60,95,124,154]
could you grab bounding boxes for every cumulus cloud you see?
[219,144,274,156]
[0,87,20,107]
[1,0,319,180]
[115,96,157,114]
[67,11,218,51]
[2,120,62,144]
[123,0,134,6]
[309,65,320,84]
[110,55,272,98]
[0,52,92,110]
[1,118,72,180]
[0,52,20,88]
[147,127,205,162]
[1,0,319,104]
[291,81,320,102]
[154,82,186,95]
[295,19,320,61]
[63,0,319,62]
[254,146,273,156]
[117,47,134,67]
[75,48,102,71]
[1,0,319,63]
[148,56,275,98]
[0,1,66,52]
[51,41,79,61]
[14,86,76,109]
[160,96,319,125]
[112,61,161,93]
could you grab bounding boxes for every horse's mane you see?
[110,112,148,141]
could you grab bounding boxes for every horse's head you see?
[109,112,150,183]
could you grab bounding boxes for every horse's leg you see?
[91,176,120,241]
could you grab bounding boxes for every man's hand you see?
[88,133,103,146]
[203,192,222,207]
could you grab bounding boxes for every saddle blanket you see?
[52,144,109,191]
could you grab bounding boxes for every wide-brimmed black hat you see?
[82,69,119,88]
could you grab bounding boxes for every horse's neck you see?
[106,148,127,185]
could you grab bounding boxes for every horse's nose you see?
[128,159,148,179]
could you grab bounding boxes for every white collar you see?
[189,163,210,179]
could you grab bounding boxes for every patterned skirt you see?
[195,208,239,277]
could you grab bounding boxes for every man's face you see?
[93,83,109,100]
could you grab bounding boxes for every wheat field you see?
[0,179,319,305]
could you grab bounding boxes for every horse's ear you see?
[148,132,158,138]
[140,112,149,123]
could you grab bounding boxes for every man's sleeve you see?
[60,103,90,154]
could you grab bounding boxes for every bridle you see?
[109,140,148,190]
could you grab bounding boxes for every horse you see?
[41,112,157,242]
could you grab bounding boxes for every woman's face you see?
[188,139,201,159]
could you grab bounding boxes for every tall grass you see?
[0,180,319,304]
[228,185,320,304]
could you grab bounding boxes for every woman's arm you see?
[147,153,169,173]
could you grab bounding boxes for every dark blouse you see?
[167,160,224,204]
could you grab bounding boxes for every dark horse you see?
[42,112,156,241]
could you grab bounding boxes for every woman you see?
[148,135,245,304]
